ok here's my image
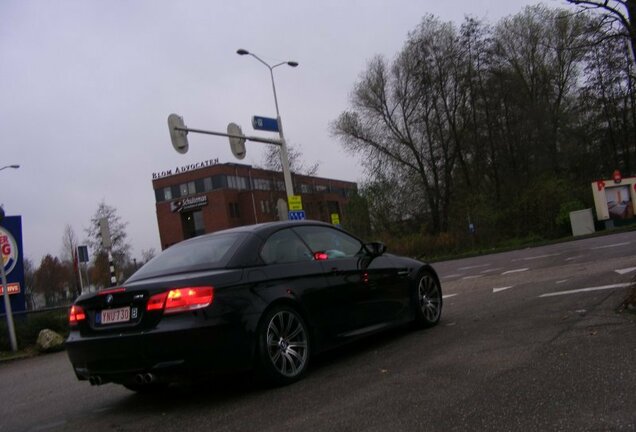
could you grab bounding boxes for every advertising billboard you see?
[591,175,636,222]
[0,216,26,314]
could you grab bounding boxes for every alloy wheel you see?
[266,310,308,378]
[418,273,442,323]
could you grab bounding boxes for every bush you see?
[0,308,69,351]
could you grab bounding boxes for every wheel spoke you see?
[287,323,304,340]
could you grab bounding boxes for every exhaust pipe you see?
[134,373,157,385]
[89,376,103,386]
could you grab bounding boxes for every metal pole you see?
[108,249,117,287]
[239,51,296,199]
[1,259,18,352]
[267,65,295,198]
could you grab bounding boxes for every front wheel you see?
[412,269,443,328]
[256,306,310,386]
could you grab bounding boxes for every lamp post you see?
[237,49,298,199]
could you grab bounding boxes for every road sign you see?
[227,123,246,159]
[288,195,303,211]
[252,115,279,132]
[330,213,340,225]
[167,114,189,154]
[77,245,89,263]
[288,210,306,221]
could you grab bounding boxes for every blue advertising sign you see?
[288,210,306,221]
[0,216,26,313]
[252,115,280,132]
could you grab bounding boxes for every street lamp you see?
[237,49,298,198]
[0,165,19,172]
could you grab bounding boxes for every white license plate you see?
[100,306,131,324]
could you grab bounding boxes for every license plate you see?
[99,306,131,325]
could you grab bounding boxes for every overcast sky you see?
[1,0,560,264]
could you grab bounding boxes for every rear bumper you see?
[66,316,255,384]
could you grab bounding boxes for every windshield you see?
[129,232,246,280]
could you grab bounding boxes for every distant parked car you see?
[66,221,442,391]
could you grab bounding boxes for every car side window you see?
[261,229,313,264]
[292,226,363,259]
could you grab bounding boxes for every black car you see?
[66,221,442,391]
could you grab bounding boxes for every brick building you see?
[152,160,358,250]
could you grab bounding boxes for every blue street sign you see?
[288,210,306,221]
[252,115,279,132]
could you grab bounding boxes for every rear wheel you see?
[256,306,310,386]
[413,270,442,328]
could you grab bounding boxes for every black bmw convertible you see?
[66,221,442,391]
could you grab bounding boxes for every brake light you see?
[98,287,126,295]
[146,287,214,315]
[69,305,86,325]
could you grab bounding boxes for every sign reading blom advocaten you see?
[0,216,26,313]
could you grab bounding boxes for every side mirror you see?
[364,242,386,257]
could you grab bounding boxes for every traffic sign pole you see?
[1,255,18,352]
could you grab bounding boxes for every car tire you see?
[255,305,310,386]
[412,269,443,328]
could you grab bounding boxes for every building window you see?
[227,175,248,190]
[315,184,328,192]
[163,187,172,200]
[300,183,312,194]
[195,179,205,193]
[253,178,272,190]
[180,183,189,197]
[260,200,271,214]
[204,177,213,192]
[229,202,241,218]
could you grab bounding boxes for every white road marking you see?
[442,274,463,279]
[556,280,569,284]
[512,253,561,262]
[615,267,636,275]
[502,268,529,275]
[480,267,503,274]
[493,286,513,293]
[443,293,458,299]
[591,242,631,250]
[458,264,491,270]
[462,275,484,280]
[565,256,583,261]
[539,283,631,298]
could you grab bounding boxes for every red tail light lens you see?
[69,305,86,325]
[146,287,214,315]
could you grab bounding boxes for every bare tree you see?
[566,0,636,63]
[260,143,320,176]
[85,201,131,288]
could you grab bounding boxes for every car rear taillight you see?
[146,287,214,315]
[69,305,86,325]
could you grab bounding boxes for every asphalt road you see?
[1,231,635,431]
